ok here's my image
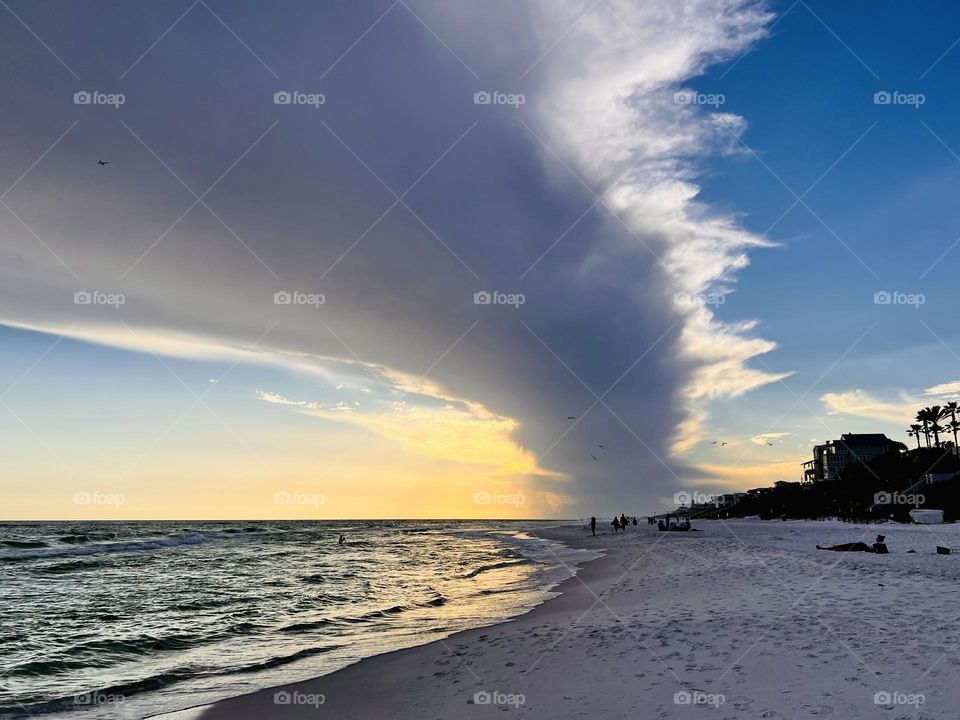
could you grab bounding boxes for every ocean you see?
[0,520,595,719]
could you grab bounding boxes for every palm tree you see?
[946,401,960,448]
[950,421,960,452]
[925,405,947,447]
[916,409,932,448]
[908,423,924,450]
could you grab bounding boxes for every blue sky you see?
[685,1,960,452]
[2,0,959,518]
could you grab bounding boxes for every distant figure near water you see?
[612,516,621,533]
[589,517,597,536]
[338,534,345,545]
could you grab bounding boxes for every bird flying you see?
[596,444,604,449]
[591,455,599,462]
[721,442,728,446]
[567,416,576,420]
[97,160,109,166]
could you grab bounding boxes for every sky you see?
[2,0,960,519]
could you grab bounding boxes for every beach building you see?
[802,433,904,482]
[774,480,801,490]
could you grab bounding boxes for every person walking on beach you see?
[620,513,628,530]
[589,516,597,536]
[612,516,620,533]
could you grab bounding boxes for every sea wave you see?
[2,532,213,562]
[1,539,50,548]
[0,521,593,720]
[463,559,529,578]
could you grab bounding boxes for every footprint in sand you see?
[757,709,785,718]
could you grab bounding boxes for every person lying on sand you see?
[817,535,888,553]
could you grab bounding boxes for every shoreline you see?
[161,519,960,719]
[153,524,614,720]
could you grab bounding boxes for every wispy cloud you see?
[258,387,561,480]
[821,381,960,424]
[750,432,790,445]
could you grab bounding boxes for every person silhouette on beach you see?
[589,517,597,536]
[817,535,889,553]
[612,516,621,533]
[620,513,628,530]
[872,534,888,553]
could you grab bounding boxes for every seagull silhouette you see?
[711,441,718,445]
[596,444,605,449]
[591,455,599,462]
[721,442,728,446]
[97,160,109,166]
[567,416,576,420]
[767,442,774,446]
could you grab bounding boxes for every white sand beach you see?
[181,520,960,719]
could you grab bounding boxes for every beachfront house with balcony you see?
[802,433,904,482]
